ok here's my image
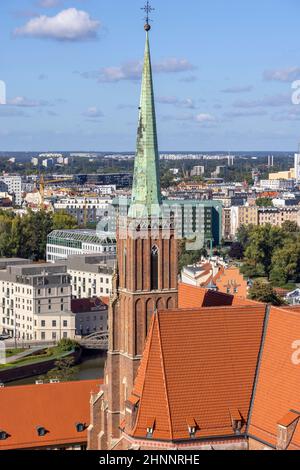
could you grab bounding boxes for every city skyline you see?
[0,0,300,151]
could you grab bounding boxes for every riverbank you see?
[0,348,81,384]
[5,350,106,386]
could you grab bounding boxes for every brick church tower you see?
[88,21,178,451]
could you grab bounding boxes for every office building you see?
[66,254,114,299]
[46,230,116,262]
[0,260,75,341]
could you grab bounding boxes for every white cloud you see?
[162,112,216,125]
[221,85,253,94]
[224,110,268,119]
[233,94,290,109]
[264,67,300,83]
[38,0,62,8]
[78,58,196,83]
[194,113,216,123]
[83,107,103,118]
[8,96,49,107]
[157,96,197,109]
[14,8,100,41]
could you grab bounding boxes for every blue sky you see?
[0,0,300,151]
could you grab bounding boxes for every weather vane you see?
[142,1,154,31]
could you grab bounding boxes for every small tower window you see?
[36,426,46,437]
[0,430,7,441]
[75,423,85,433]
[151,245,159,291]
[146,418,155,439]
[187,418,197,438]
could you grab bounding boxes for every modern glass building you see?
[46,230,116,262]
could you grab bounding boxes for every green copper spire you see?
[129,30,161,218]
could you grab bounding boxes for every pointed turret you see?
[129,29,161,218]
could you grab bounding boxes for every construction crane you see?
[39,175,71,209]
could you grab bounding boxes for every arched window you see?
[151,245,159,290]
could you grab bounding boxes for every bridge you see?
[78,331,108,350]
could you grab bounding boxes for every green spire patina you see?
[129,30,161,218]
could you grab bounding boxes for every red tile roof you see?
[178,283,261,309]
[248,306,300,449]
[127,304,267,441]
[71,297,107,313]
[0,380,101,450]
[100,296,110,306]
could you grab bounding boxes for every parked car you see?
[0,334,11,341]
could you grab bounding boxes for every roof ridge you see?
[272,305,300,316]
[131,312,156,436]
[156,311,174,441]
[158,304,265,314]
[246,304,271,435]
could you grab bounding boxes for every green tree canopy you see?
[0,209,77,260]
[242,224,285,279]
[255,197,273,207]
[249,280,284,306]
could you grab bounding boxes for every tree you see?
[270,239,300,286]
[249,281,284,306]
[178,239,208,273]
[243,224,285,279]
[229,242,244,260]
[0,209,78,261]
[236,224,255,249]
[40,357,79,382]
[255,197,273,207]
[281,220,299,234]
[52,211,77,230]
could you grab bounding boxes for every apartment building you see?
[230,206,259,238]
[229,205,300,237]
[46,230,116,262]
[0,260,75,342]
[222,207,232,241]
[53,197,112,225]
[66,254,114,299]
[0,175,22,206]
[260,179,294,190]
[258,206,300,227]
[71,298,108,336]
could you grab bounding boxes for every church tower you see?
[88,13,178,451]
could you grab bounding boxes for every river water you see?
[6,351,106,387]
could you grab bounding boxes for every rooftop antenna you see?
[142,1,155,31]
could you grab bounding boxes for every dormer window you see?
[0,430,7,440]
[146,418,155,439]
[229,408,242,434]
[75,423,85,433]
[187,418,197,438]
[36,426,46,437]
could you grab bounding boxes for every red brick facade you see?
[88,219,178,449]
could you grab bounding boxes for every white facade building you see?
[0,176,22,206]
[47,230,116,263]
[260,179,294,190]
[53,197,112,225]
[295,153,300,183]
[0,260,75,342]
[66,254,114,299]
[191,165,205,177]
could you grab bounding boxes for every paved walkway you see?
[3,346,48,365]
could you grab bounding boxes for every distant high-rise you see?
[295,150,300,182]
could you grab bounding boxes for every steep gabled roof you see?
[128,305,267,441]
[248,306,300,449]
[0,380,101,450]
[178,282,261,308]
